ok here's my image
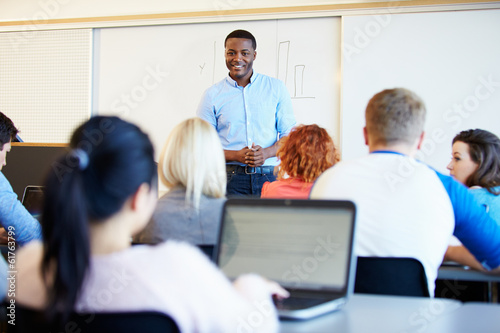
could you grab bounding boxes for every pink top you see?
[16,241,280,333]
[261,178,314,199]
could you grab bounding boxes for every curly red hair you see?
[276,124,339,182]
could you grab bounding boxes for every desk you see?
[438,265,500,283]
[438,265,500,303]
[422,302,500,333]
[280,294,461,333]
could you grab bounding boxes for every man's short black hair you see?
[225,29,257,50]
[0,112,19,148]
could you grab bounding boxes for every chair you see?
[354,256,430,297]
[197,244,215,262]
[8,306,180,333]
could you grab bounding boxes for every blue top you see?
[469,186,500,226]
[371,150,500,269]
[0,171,42,246]
[435,173,500,269]
[197,72,296,166]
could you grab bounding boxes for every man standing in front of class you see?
[197,29,296,197]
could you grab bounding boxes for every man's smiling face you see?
[225,38,256,86]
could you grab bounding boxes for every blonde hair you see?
[160,118,226,209]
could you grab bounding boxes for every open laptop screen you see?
[217,199,356,292]
[21,185,44,218]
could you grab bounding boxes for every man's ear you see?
[416,131,426,150]
[363,127,369,146]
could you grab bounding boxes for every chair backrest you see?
[354,256,430,297]
[9,306,180,333]
[197,244,215,261]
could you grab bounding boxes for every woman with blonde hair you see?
[135,117,227,246]
[261,124,339,199]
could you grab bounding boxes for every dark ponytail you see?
[41,116,156,325]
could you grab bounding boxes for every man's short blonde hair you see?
[160,118,226,209]
[365,88,426,146]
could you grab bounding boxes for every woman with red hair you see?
[261,124,338,199]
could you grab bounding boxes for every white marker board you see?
[342,9,500,173]
[93,17,341,160]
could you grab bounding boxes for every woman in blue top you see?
[445,129,500,269]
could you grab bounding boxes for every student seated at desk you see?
[133,118,226,247]
[0,111,42,300]
[261,124,338,199]
[0,111,42,246]
[444,129,500,270]
[15,116,287,332]
[310,88,500,296]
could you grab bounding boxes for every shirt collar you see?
[370,150,407,156]
[226,71,257,87]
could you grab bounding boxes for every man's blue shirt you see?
[197,72,296,166]
[0,171,42,246]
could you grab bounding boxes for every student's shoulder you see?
[132,241,207,263]
[0,171,12,190]
[16,241,43,273]
[425,165,467,194]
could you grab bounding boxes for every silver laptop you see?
[215,199,357,320]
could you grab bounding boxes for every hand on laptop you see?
[265,278,290,301]
[233,273,289,302]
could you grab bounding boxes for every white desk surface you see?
[280,294,461,333]
[422,302,500,333]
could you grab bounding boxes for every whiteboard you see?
[93,17,341,160]
[342,10,500,173]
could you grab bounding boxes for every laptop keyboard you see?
[274,296,331,310]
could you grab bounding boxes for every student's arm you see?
[0,173,42,246]
[443,245,486,271]
[437,172,500,270]
[167,242,285,332]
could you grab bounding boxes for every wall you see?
[342,9,500,173]
[1,1,498,31]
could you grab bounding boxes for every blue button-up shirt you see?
[197,72,296,166]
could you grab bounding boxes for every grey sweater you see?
[134,186,226,245]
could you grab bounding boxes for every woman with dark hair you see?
[447,129,500,198]
[15,116,287,332]
[261,124,339,199]
[445,129,500,269]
